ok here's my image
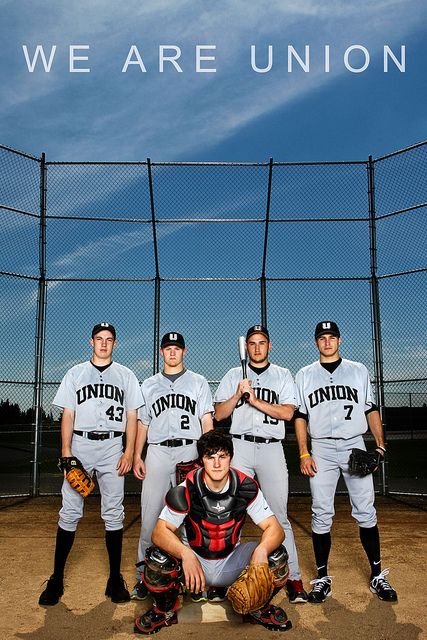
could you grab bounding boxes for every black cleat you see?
[105,574,130,603]
[244,604,292,632]
[190,586,227,602]
[286,579,308,603]
[39,575,64,606]
[131,580,149,601]
[370,569,398,602]
[134,607,178,634]
[307,576,332,603]
[207,586,227,602]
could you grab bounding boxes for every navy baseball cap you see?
[92,322,116,339]
[315,321,340,339]
[246,325,270,341]
[161,332,185,349]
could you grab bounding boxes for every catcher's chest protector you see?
[185,468,258,559]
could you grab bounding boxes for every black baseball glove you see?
[175,459,201,485]
[348,448,381,476]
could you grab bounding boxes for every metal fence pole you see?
[367,155,387,495]
[261,158,273,326]
[31,152,48,496]
[148,159,161,374]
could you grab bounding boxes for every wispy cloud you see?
[1,1,424,160]
[52,221,184,272]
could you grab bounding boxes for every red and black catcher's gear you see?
[244,603,292,632]
[140,547,182,614]
[268,545,290,590]
[166,467,258,559]
[134,607,178,635]
[135,548,182,635]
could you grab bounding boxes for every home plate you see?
[178,599,241,623]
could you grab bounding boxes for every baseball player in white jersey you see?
[39,322,143,606]
[214,325,308,604]
[294,321,397,603]
[131,332,214,600]
[134,431,292,635]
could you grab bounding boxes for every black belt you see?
[157,439,195,447]
[74,430,123,441]
[232,434,281,444]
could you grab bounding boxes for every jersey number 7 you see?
[344,405,353,420]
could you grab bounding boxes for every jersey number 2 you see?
[180,415,190,430]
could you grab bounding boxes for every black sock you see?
[105,528,124,580]
[359,525,381,578]
[312,532,331,578]
[53,526,75,579]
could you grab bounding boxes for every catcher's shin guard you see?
[244,604,292,632]
[268,545,290,592]
[142,546,182,612]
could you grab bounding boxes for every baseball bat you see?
[238,336,250,400]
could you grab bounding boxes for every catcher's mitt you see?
[227,562,275,614]
[175,458,201,485]
[348,448,381,477]
[58,456,95,497]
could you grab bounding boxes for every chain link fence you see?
[0,143,426,497]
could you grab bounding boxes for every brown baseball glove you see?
[227,562,275,614]
[58,456,95,497]
[175,458,201,485]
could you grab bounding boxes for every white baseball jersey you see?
[53,361,143,431]
[139,370,213,443]
[295,358,375,439]
[159,475,274,530]
[214,364,297,439]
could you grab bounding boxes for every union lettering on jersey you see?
[152,393,197,418]
[235,387,279,409]
[308,385,358,408]
[76,383,124,405]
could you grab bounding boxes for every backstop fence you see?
[0,141,426,498]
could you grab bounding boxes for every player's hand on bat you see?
[117,450,133,475]
[133,456,146,480]
[244,385,259,406]
[238,379,252,399]
[300,455,317,477]
[181,547,206,594]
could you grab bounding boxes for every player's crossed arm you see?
[245,383,296,421]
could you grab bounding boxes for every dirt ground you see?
[0,494,425,640]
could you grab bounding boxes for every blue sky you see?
[1,0,426,162]
[0,1,426,411]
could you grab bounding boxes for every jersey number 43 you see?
[106,405,124,422]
